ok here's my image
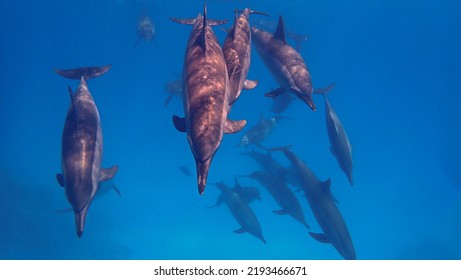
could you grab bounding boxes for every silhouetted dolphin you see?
[252,15,316,111]
[273,146,356,259]
[171,4,246,194]
[240,170,310,229]
[222,8,267,105]
[55,65,118,238]
[134,14,155,47]
[208,178,261,208]
[210,180,266,244]
[238,113,290,147]
[315,84,354,185]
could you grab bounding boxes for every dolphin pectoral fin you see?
[234,228,246,234]
[309,232,330,244]
[172,115,187,133]
[273,209,288,215]
[56,173,64,187]
[99,165,119,182]
[170,17,197,25]
[224,119,246,134]
[313,83,335,95]
[207,19,228,26]
[243,79,258,90]
[265,87,285,98]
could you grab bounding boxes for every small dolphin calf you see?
[315,84,354,185]
[252,15,316,111]
[238,114,290,147]
[55,65,118,238]
[171,4,246,194]
[273,146,356,259]
[222,8,266,105]
[210,180,266,244]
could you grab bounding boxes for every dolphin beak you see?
[74,206,89,238]
[298,94,316,111]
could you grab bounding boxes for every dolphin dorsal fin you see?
[273,15,287,44]
[232,9,239,40]
[201,4,207,51]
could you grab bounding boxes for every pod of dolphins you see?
[54,3,356,260]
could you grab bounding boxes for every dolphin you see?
[251,15,316,111]
[171,4,246,194]
[134,14,155,47]
[55,65,118,238]
[239,170,310,229]
[208,178,261,208]
[272,146,356,260]
[164,77,182,107]
[210,181,266,244]
[315,84,354,185]
[222,8,267,105]
[237,113,290,147]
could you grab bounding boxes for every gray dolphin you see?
[237,113,290,147]
[273,146,356,259]
[210,180,266,244]
[239,170,310,229]
[208,178,261,208]
[252,15,316,111]
[222,8,267,105]
[55,65,118,238]
[134,14,155,47]
[315,84,354,185]
[171,4,246,194]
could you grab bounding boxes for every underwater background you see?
[0,0,460,260]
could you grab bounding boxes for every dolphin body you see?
[55,65,118,238]
[211,181,266,244]
[222,8,263,106]
[275,147,356,259]
[171,4,246,194]
[208,178,261,208]
[237,114,288,147]
[241,170,310,229]
[316,85,354,185]
[251,15,316,111]
[134,14,155,47]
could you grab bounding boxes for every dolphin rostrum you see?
[171,4,246,194]
[55,65,118,237]
[272,146,356,259]
[251,15,316,111]
[315,84,354,185]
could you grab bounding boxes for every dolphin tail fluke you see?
[99,165,119,182]
[197,157,213,195]
[54,65,112,80]
[313,83,336,96]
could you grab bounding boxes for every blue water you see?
[1,0,460,260]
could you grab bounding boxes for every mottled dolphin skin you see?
[251,15,316,111]
[134,14,155,47]
[275,147,356,260]
[210,181,266,244]
[240,170,310,229]
[171,4,246,194]
[238,114,290,147]
[222,8,265,105]
[55,65,118,238]
[315,84,354,185]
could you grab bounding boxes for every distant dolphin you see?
[315,84,354,185]
[208,178,261,208]
[134,14,155,47]
[222,8,267,105]
[239,170,310,229]
[171,4,246,194]
[55,65,118,238]
[164,78,182,107]
[273,146,356,259]
[252,15,316,111]
[210,180,266,244]
[238,113,290,147]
